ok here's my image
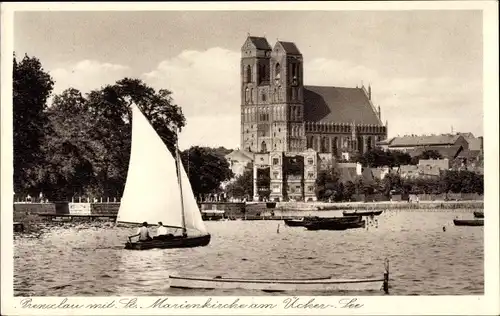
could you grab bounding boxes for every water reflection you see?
[14,209,484,296]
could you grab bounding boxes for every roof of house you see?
[338,167,358,183]
[398,165,419,173]
[225,149,254,162]
[409,145,463,159]
[377,137,394,145]
[246,36,272,50]
[276,41,302,55]
[389,134,463,147]
[465,137,482,151]
[418,159,450,169]
[303,86,382,125]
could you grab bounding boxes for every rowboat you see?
[305,218,365,231]
[473,211,484,218]
[118,104,210,250]
[343,210,383,216]
[284,216,362,227]
[169,260,390,293]
[453,219,484,226]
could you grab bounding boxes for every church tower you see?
[269,41,306,152]
[240,36,272,153]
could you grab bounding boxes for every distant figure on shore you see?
[442,226,446,232]
[129,222,152,242]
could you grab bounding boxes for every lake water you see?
[14,209,484,296]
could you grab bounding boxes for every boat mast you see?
[175,128,187,237]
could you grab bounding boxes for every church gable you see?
[303,86,382,125]
[276,41,302,55]
[242,36,272,51]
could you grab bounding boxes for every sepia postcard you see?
[1,1,499,315]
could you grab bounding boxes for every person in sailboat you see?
[129,222,153,242]
[154,222,174,240]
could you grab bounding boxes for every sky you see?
[13,10,484,150]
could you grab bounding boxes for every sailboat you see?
[116,104,211,250]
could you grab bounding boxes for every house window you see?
[273,158,279,165]
[308,172,314,179]
[273,172,279,179]
[261,93,266,102]
[308,158,314,165]
[308,186,314,192]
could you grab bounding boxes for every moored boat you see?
[284,218,307,227]
[117,104,211,250]
[453,219,484,226]
[169,259,390,293]
[284,216,361,227]
[473,211,484,218]
[305,218,365,231]
[343,210,383,217]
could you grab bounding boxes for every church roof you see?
[277,41,302,55]
[303,86,382,125]
[247,36,271,50]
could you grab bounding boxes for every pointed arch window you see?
[261,141,267,153]
[245,87,250,103]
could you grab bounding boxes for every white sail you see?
[178,158,208,234]
[117,104,184,229]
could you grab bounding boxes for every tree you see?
[225,163,253,200]
[13,54,54,195]
[315,169,343,201]
[419,149,443,160]
[359,148,412,167]
[84,78,186,197]
[343,181,356,201]
[180,146,234,198]
[41,88,97,200]
[391,150,412,166]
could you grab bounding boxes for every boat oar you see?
[277,224,280,234]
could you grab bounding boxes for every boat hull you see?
[125,234,211,250]
[169,274,388,293]
[473,211,484,218]
[284,219,306,227]
[285,216,361,228]
[453,219,484,226]
[305,219,365,231]
[343,210,383,216]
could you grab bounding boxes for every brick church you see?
[237,35,388,202]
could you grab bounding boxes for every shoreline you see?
[13,200,483,234]
[247,200,484,212]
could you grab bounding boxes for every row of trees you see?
[315,168,484,202]
[14,54,233,201]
